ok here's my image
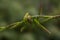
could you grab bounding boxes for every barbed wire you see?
[0,12,60,35]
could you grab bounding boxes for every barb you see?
[8,21,23,29]
[32,15,60,23]
[0,21,24,31]
[34,19,51,34]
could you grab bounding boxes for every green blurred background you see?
[0,0,60,40]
